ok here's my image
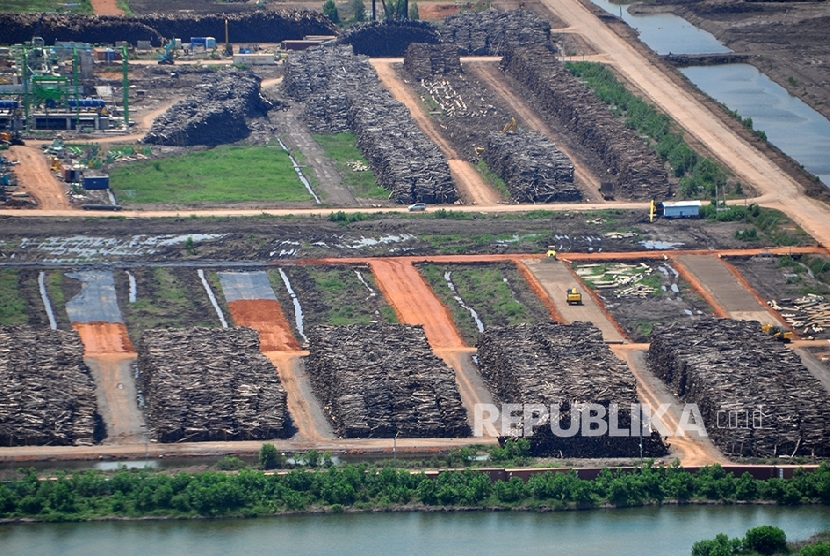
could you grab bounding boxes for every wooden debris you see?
[305,323,469,438]
[769,293,830,338]
[500,45,671,201]
[0,325,102,446]
[404,43,463,81]
[138,327,292,443]
[438,9,551,55]
[338,20,440,57]
[476,322,667,457]
[647,319,830,457]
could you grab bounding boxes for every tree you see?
[408,1,419,20]
[352,0,366,21]
[323,0,340,23]
[744,526,787,555]
[259,443,282,470]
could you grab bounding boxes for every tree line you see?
[0,459,829,522]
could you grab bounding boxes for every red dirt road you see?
[226,299,301,351]
[90,0,124,15]
[8,146,71,210]
[72,322,135,355]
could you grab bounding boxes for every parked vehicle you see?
[408,203,426,211]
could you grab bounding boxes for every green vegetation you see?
[312,133,388,199]
[2,0,92,13]
[420,232,546,255]
[700,204,811,246]
[474,160,511,199]
[0,461,829,521]
[351,0,366,21]
[693,525,830,556]
[109,146,313,204]
[565,61,733,199]
[0,269,27,325]
[116,0,132,15]
[303,265,398,325]
[723,106,768,141]
[777,254,830,295]
[419,263,548,344]
[323,0,339,23]
[45,271,71,331]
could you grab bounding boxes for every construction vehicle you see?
[566,287,582,305]
[157,40,176,65]
[502,117,517,133]
[762,324,793,343]
[0,131,23,147]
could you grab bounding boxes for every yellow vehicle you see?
[566,288,582,305]
[502,117,517,133]
[762,324,793,343]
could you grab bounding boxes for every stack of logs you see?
[138,327,292,443]
[404,43,463,81]
[476,322,667,457]
[337,20,440,57]
[143,69,271,147]
[484,131,578,202]
[439,9,551,55]
[282,46,457,204]
[501,45,671,201]
[0,325,102,446]
[305,323,470,438]
[648,319,830,457]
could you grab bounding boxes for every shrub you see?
[744,526,787,555]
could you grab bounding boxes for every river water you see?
[589,0,830,187]
[2,505,828,555]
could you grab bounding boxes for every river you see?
[1,505,829,555]
[589,0,830,187]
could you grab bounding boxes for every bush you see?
[744,526,787,555]
[800,542,830,556]
[691,534,744,556]
[259,444,282,470]
[323,0,339,23]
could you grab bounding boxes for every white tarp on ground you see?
[217,271,278,303]
[64,270,124,323]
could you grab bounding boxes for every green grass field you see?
[109,146,314,205]
[312,133,389,199]
[0,270,27,325]
[3,0,92,13]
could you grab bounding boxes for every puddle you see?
[340,234,416,249]
[444,271,484,333]
[639,240,685,249]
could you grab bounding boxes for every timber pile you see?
[305,324,469,438]
[0,12,336,47]
[439,9,551,55]
[337,20,440,57]
[501,45,671,201]
[476,322,667,457]
[143,69,271,147]
[404,43,463,80]
[138,327,291,443]
[0,325,102,447]
[648,319,830,457]
[769,293,830,338]
[484,131,578,202]
[283,46,457,204]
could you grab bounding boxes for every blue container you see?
[0,100,19,110]
[68,99,106,109]
[82,175,109,190]
[0,174,10,186]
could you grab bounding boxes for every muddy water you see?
[590,0,830,187]
[2,505,829,555]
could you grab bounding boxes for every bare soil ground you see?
[85,354,147,444]
[90,0,124,15]
[227,299,301,351]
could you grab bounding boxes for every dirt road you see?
[85,353,147,444]
[522,258,626,342]
[612,347,723,466]
[370,59,502,206]
[90,0,124,15]
[674,255,784,325]
[72,322,135,354]
[537,0,830,249]
[227,299,301,351]
[265,351,333,441]
[465,61,604,201]
[8,146,71,210]
[434,348,497,435]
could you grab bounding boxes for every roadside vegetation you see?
[474,160,511,199]
[312,133,389,199]
[0,269,27,325]
[0,456,828,522]
[299,265,398,326]
[418,263,550,344]
[700,204,812,246]
[694,525,830,556]
[109,145,313,204]
[566,61,734,200]
[3,0,92,13]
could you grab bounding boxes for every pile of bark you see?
[476,322,667,458]
[484,131,578,202]
[138,327,291,443]
[0,11,336,47]
[403,43,463,80]
[501,45,671,201]
[439,9,551,55]
[305,323,469,438]
[337,20,439,57]
[143,68,271,146]
[647,319,830,457]
[0,325,103,447]
[282,46,457,204]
